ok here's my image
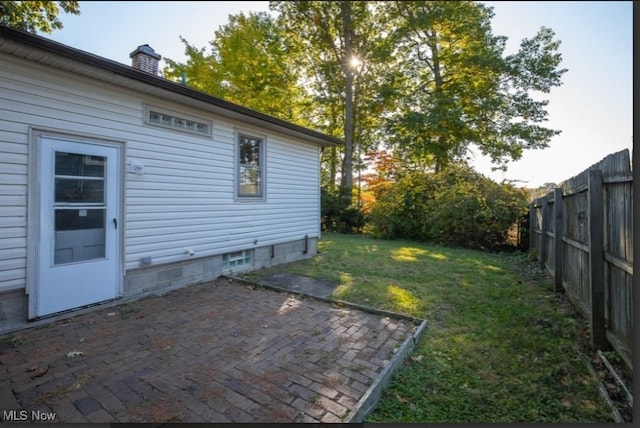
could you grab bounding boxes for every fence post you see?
[553,188,564,293]
[528,201,535,252]
[588,169,606,350]
[540,196,550,270]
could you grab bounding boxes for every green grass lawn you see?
[242,232,614,423]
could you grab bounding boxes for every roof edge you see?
[0,25,342,147]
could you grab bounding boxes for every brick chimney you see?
[129,44,161,75]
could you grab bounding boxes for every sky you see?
[41,1,634,189]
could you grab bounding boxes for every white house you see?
[0,25,341,332]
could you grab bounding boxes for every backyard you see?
[242,232,625,423]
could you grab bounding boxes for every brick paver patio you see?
[0,277,420,423]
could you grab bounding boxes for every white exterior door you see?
[34,137,120,317]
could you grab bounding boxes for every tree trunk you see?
[339,0,354,203]
[329,146,337,193]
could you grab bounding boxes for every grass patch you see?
[118,302,141,319]
[1,334,23,348]
[243,233,614,423]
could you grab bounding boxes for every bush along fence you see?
[528,149,633,373]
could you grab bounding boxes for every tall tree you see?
[164,2,398,200]
[272,1,393,201]
[0,1,79,33]
[383,1,567,172]
[163,11,310,125]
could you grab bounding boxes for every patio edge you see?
[345,317,427,422]
[223,274,428,422]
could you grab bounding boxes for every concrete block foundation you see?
[0,236,319,334]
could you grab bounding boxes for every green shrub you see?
[368,163,528,249]
[321,187,366,234]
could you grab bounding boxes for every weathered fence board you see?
[589,169,605,350]
[528,149,633,373]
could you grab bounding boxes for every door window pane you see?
[55,152,105,177]
[53,149,108,265]
[55,208,105,231]
[54,209,105,264]
[55,178,104,203]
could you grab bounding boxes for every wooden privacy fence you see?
[528,149,633,373]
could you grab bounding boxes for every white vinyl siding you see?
[124,130,319,266]
[0,93,29,291]
[0,53,322,290]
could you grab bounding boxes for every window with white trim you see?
[222,250,253,270]
[237,134,264,198]
[145,106,211,137]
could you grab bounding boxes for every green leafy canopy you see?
[0,1,79,33]
[162,1,567,187]
[383,1,567,172]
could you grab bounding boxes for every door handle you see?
[113,218,117,229]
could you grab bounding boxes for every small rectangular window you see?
[144,105,211,137]
[149,111,161,124]
[237,134,264,198]
[222,250,252,270]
